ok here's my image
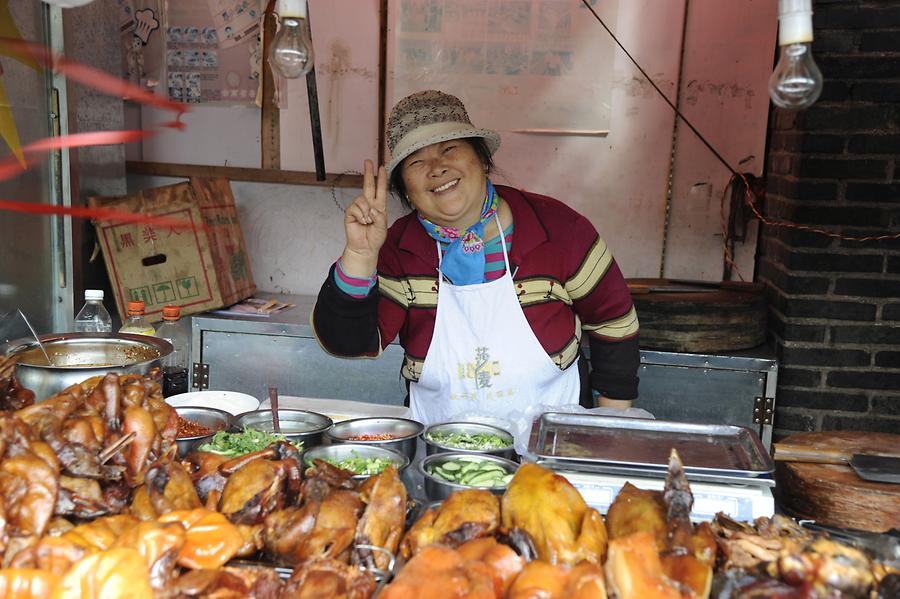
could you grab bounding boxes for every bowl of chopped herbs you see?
[302,443,409,480]
[423,421,516,460]
[197,426,306,457]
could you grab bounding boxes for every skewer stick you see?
[99,431,136,464]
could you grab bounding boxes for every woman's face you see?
[401,139,487,229]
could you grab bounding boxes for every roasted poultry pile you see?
[382,451,898,599]
[0,371,407,598]
[0,368,897,598]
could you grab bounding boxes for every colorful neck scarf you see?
[418,180,499,285]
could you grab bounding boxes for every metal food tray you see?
[535,459,775,487]
[529,412,774,478]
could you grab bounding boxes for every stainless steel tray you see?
[534,458,775,487]
[529,413,774,477]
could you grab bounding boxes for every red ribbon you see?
[0,37,194,228]
[0,37,187,123]
[0,198,196,229]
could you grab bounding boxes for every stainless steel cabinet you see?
[191,295,778,446]
[190,295,407,406]
[633,348,777,449]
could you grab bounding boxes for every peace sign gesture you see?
[340,160,389,277]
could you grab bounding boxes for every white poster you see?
[388,0,618,132]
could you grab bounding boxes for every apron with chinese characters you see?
[409,216,580,429]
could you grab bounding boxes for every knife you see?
[773,443,900,484]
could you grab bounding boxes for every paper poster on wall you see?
[119,0,164,88]
[119,0,263,105]
[163,0,263,104]
[387,0,617,133]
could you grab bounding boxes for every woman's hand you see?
[340,160,389,277]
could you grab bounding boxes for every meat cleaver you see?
[773,443,900,484]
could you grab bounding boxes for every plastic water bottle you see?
[73,289,113,333]
[156,305,189,397]
[119,300,156,336]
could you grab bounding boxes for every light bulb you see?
[769,0,823,110]
[768,43,823,110]
[269,0,314,79]
[42,0,97,7]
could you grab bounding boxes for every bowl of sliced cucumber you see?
[423,421,516,460]
[420,452,519,501]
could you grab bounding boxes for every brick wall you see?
[759,0,900,438]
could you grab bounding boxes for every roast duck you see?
[0,365,894,598]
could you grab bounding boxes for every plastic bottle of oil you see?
[118,300,156,336]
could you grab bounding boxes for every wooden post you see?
[261,0,280,169]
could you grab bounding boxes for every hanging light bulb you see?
[269,0,315,79]
[768,0,823,110]
[41,0,97,6]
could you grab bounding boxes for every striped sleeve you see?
[563,215,639,400]
[334,258,377,298]
[565,224,639,341]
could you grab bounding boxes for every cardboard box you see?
[91,178,255,323]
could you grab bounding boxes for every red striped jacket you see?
[312,185,640,399]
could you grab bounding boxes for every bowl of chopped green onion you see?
[302,443,410,480]
[423,422,516,460]
[233,409,332,450]
[420,452,518,501]
[196,426,305,457]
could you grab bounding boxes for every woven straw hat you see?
[385,90,501,179]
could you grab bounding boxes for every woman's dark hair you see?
[390,137,495,210]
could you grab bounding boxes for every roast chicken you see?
[605,449,715,599]
[400,489,500,558]
[379,544,497,599]
[500,463,607,565]
[353,465,407,572]
[507,560,607,599]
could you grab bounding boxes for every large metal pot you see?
[2,333,172,402]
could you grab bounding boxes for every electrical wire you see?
[578,0,900,273]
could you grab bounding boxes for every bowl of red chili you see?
[325,417,424,462]
[175,406,233,458]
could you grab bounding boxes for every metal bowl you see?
[233,409,332,449]
[303,443,410,480]
[423,421,516,460]
[326,417,423,462]
[2,333,171,402]
[175,406,233,458]
[419,452,519,502]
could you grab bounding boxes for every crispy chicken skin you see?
[401,489,500,558]
[500,464,607,565]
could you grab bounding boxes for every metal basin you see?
[423,421,516,460]
[420,452,519,501]
[175,406,233,458]
[4,333,171,402]
[326,417,423,462]
[303,443,410,481]
[233,409,333,450]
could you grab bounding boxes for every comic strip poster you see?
[119,0,263,105]
[387,0,617,132]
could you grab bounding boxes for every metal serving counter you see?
[190,293,778,447]
[190,294,407,406]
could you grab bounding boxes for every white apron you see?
[409,217,581,432]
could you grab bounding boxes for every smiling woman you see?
[399,140,490,229]
[311,90,640,431]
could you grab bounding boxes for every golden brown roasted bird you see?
[400,489,500,558]
[500,463,607,565]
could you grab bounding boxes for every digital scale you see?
[551,466,775,521]
[529,412,777,522]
